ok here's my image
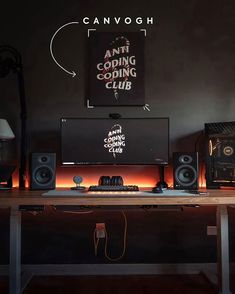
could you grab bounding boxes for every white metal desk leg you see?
[216,205,232,294]
[9,206,21,294]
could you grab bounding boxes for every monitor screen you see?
[61,118,169,165]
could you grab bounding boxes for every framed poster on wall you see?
[88,32,145,106]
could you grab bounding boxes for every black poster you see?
[88,32,145,106]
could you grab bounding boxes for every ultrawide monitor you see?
[61,118,169,165]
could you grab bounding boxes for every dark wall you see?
[1,0,235,155]
[1,0,235,263]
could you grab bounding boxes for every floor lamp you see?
[0,119,16,189]
[0,45,27,189]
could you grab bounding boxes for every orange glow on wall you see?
[11,164,207,188]
[198,164,206,188]
[11,165,172,188]
[56,166,164,188]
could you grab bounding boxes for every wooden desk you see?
[0,188,234,294]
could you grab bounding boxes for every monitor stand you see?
[71,185,86,191]
[156,166,168,190]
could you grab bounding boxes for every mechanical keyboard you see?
[88,185,139,192]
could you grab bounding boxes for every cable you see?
[93,229,100,256]
[53,206,93,214]
[104,210,127,261]
[194,130,203,153]
[93,210,128,261]
[61,210,93,215]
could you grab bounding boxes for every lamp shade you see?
[0,119,15,140]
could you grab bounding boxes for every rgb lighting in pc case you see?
[205,122,235,188]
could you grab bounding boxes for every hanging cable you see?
[93,210,128,261]
[94,229,100,256]
[104,210,127,261]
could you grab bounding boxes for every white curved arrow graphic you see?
[50,22,79,77]
[143,103,150,111]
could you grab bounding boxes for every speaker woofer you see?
[175,165,197,187]
[34,166,53,185]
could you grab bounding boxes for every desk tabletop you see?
[0,188,235,206]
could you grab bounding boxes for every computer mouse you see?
[152,186,163,193]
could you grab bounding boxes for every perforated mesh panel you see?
[205,122,235,135]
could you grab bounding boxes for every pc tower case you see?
[205,122,235,188]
